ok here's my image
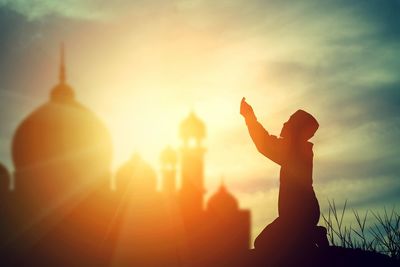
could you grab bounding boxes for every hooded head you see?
[280,110,319,141]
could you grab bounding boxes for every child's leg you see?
[254,217,284,250]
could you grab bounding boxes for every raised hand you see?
[240,97,255,119]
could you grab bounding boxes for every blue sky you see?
[0,0,399,241]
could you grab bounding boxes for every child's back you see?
[278,138,319,227]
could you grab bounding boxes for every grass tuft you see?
[321,200,400,260]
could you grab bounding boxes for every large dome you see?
[12,48,112,195]
[12,96,112,173]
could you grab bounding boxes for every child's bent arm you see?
[245,116,283,165]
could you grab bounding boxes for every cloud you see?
[0,0,107,20]
[0,0,189,21]
[342,0,400,42]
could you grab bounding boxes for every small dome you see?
[179,112,206,141]
[116,154,157,193]
[160,146,177,166]
[207,183,238,213]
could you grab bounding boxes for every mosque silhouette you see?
[0,47,250,266]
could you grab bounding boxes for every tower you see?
[160,146,177,194]
[179,112,206,219]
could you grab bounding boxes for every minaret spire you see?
[59,43,66,84]
[50,43,75,102]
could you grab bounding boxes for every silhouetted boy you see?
[240,97,327,254]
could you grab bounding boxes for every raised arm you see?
[240,98,284,165]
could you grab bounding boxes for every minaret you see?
[179,112,206,218]
[160,146,177,194]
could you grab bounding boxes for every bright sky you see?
[0,0,399,241]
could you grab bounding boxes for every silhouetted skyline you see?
[0,55,250,265]
[0,0,399,246]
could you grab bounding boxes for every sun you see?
[107,98,183,171]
